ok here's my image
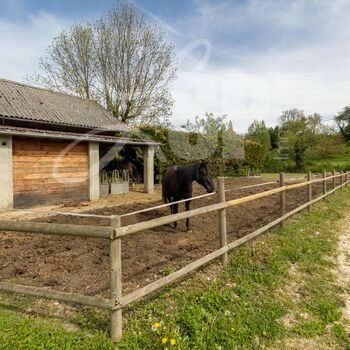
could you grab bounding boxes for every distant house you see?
[0,79,157,210]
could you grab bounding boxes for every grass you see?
[261,173,306,181]
[2,188,350,349]
[305,145,350,172]
[262,143,350,174]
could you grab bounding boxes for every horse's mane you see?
[176,163,200,183]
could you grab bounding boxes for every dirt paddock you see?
[0,177,332,298]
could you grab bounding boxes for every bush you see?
[119,126,247,180]
[304,161,350,173]
[244,140,266,171]
[262,149,296,173]
[224,158,248,177]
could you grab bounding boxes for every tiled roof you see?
[0,79,132,132]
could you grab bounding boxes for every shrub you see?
[224,158,248,177]
[262,149,296,173]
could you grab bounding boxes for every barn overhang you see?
[0,125,159,147]
[0,125,158,210]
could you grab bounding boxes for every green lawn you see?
[1,189,350,349]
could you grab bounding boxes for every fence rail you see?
[0,171,348,341]
[0,221,112,238]
[0,281,112,309]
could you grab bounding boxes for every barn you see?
[0,79,157,210]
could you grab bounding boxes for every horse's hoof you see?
[186,229,193,234]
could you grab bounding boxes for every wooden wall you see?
[12,137,89,208]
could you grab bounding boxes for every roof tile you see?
[0,79,132,133]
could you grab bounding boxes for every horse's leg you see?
[167,197,177,228]
[185,200,191,232]
[173,202,179,228]
[168,198,174,215]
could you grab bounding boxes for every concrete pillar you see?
[0,135,13,210]
[88,142,100,200]
[143,146,155,193]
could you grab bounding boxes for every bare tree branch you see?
[31,2,176,126]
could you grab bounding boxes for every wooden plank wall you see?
[12,137,89,207]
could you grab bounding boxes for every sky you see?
[0,0,349,133]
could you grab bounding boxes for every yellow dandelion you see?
[170,338,176,345]
[162,337,168,344]
[151,322,161,331]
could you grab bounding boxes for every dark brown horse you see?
[162,161,215,231]
[103,159,140,182]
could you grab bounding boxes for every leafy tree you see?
[278,109,343,170]
[278,109,309,169]
[335,106,350,141]
[181,112,227,136]
[269,126,280,149]
[294,139,307,169]
[279,108,305,124]
[244,140,265,172]
[181,113,245,176]
[181,112,244,160]
[244,120,271,170]
[306,128,343,159]
[246,120,271,154]
[32,2,177,125]
[307,113,323,134]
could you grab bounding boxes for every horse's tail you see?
[162,180,167,204]
[161,167,169,203]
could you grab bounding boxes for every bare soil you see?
[0,177,327,297]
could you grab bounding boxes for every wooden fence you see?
[0,171,349,341]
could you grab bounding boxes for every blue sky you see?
[1,0,349,132]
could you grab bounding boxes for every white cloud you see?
[172,65,350,133]
[1,1,350,134]
[0,10,70,82]
[170,0,350,132]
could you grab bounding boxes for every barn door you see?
[12,137,89,208]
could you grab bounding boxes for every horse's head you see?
[196,161,215,193]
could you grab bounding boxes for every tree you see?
[181,112,244,159]
[279,108,305,125]
[269,126,280,149]
[278,109,309,169]
[246,120,271,154]
[32,2,177,125]
[181,113,228,136]
[307,113,323,134]
[278,109,339,169]
[335,106,350,141]
[244,140,265,172]
[245,120,271,170]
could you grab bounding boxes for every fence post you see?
[322,171,326,196]
[340,171,344,190]
[109,215,122,342]
[346,172,349,187]
[333,170,336,193]
[279,173,285,227]
[307,172,312,211]
[217,177,228,266]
